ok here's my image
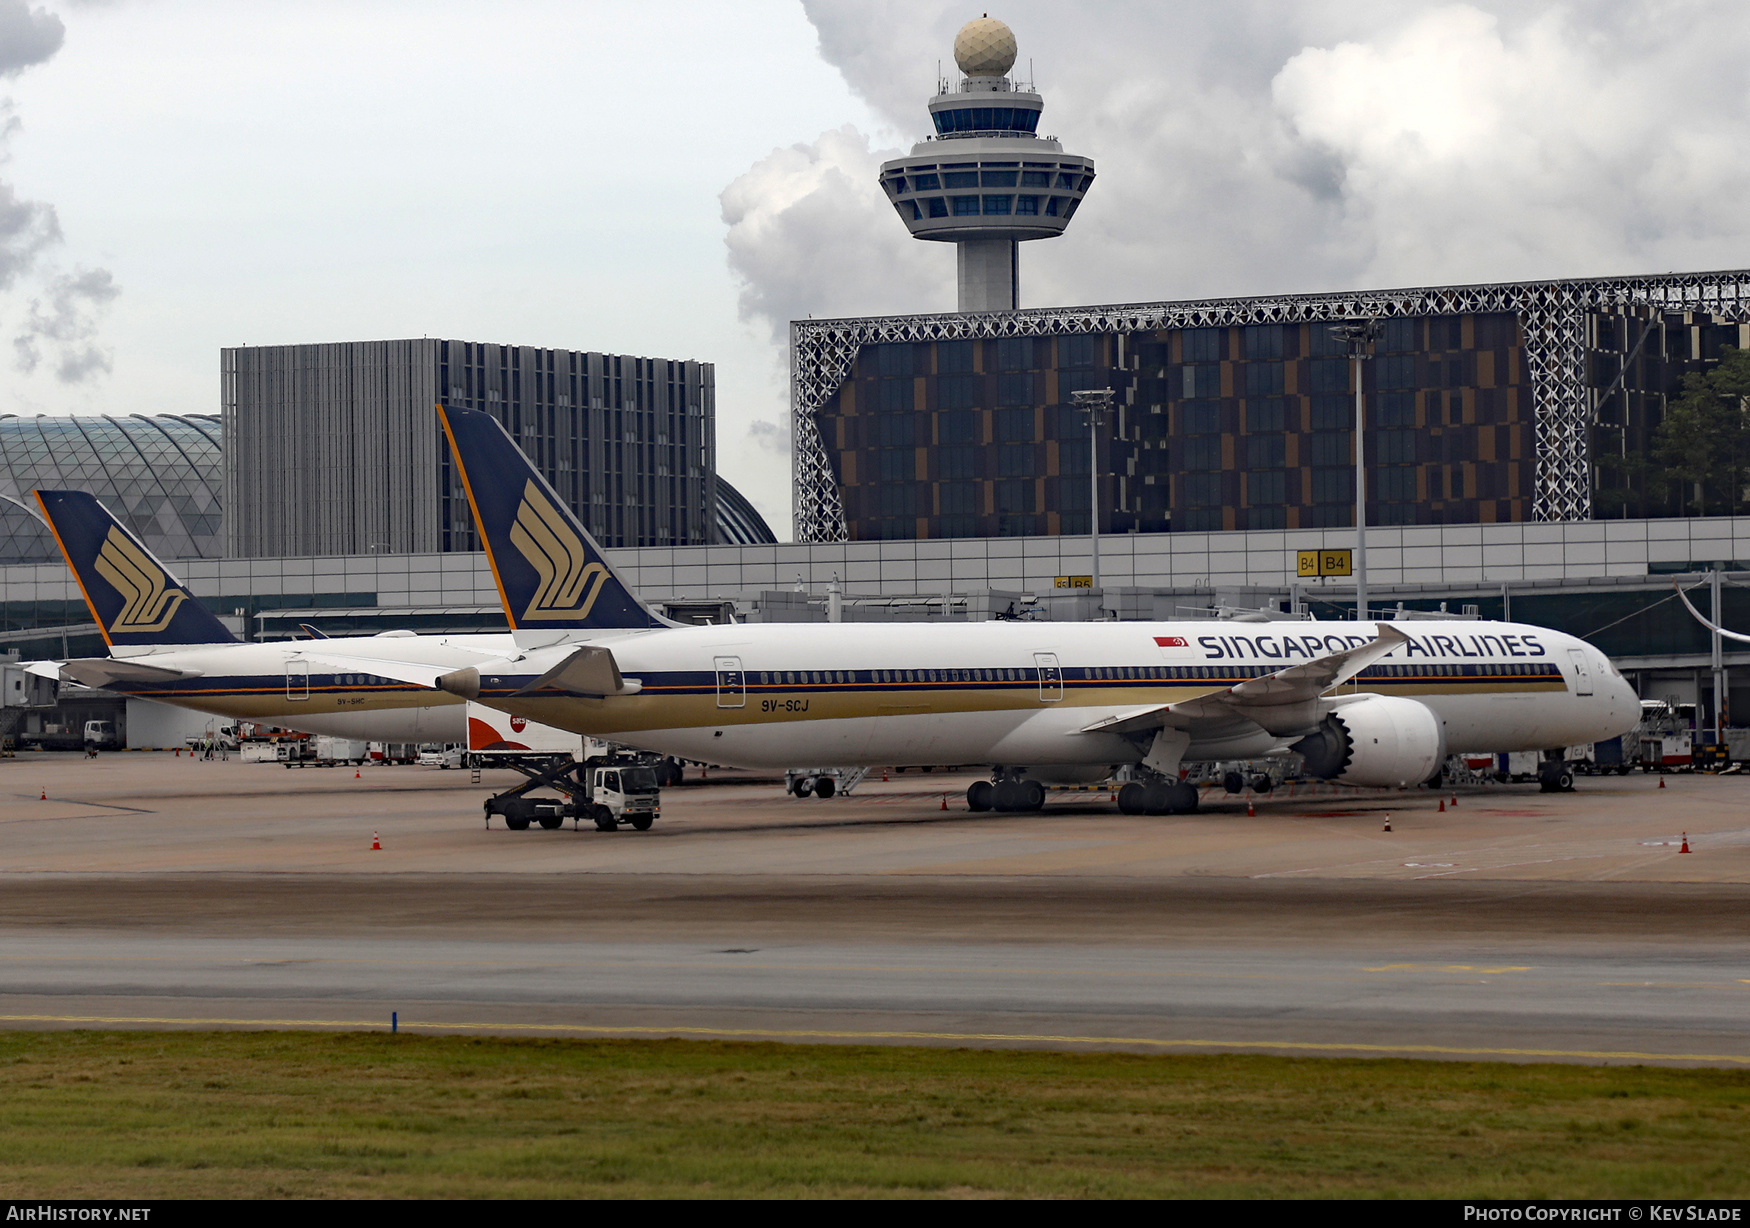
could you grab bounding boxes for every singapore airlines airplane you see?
[29,490,512,742]
[366,406,1641,814]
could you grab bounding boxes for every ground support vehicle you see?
[481,750,661,832]
[416,744,464,769]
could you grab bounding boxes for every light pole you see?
[1328,320,1382,623]
[1070,387,1115,595]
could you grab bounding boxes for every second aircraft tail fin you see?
[437,405,671,633]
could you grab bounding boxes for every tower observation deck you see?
[879,17,1095,313]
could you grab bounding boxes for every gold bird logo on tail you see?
[92,527,188,634]
[509,481,610,621]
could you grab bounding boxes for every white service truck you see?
[467,703,665,833]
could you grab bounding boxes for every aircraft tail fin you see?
[437,405,672,633]
[32,489,238,647]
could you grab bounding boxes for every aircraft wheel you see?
[1141,781,1173,815]
[993,779,1024,812]
[815,777,836,799]
[1250,775,1272,794]
[1222,771,1245,794]
[1169,781,1199,814]
[1117,782,1146,814]
[1022,780,1046,811]
[967,780,994,812]
[629,813,654,831]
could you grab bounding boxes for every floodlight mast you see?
[1328,320,1383,623]
[1070,387,1114,595]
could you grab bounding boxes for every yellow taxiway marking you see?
[0,1013,1746,1065]
[1364,964,1533,973]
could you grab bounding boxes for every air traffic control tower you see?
[879,17,1095,312]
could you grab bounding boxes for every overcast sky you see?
[5,1,1750,540]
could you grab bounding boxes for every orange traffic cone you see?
[940,794,949,811]
[354,767,361,779]
[1246,797,1255,816]
[371,830,381,851]
[40,787,46,800]
[174,747,180,757]
[1659,776,1666,788]
[1680,832,1691,854]
[1450,793,1458,808]
[1383,814,1392,832]
[882,772,888,782]
[1439,796,1446,812]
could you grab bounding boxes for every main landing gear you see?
[1116,777,1199,815]
[966,776,1046,812]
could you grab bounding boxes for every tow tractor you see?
[468,704,666,832]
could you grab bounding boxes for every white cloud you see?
[0,0,63,78]
[0,2,117,390]
[721,122,949,344]
[13,265,119,381]
[747,416,791,456]
[1271,4,1750,283]
[733,0,1750,319]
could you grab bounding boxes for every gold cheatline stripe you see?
[0,1015,1743,1063]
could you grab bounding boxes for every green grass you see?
[0,1031,1746,1197]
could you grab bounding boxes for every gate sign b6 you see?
[1297,549,1353,578]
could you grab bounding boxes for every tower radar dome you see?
[953,17,1017,76]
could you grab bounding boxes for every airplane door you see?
[286,660,309,702]
[1567,648,1593,696]
[714,656,745,709]
[1034,652,1063,702]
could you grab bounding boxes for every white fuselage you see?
[90,633,516,742]
[462,619,1641,774]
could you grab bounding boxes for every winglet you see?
[436,405,671,634]
[32,490,238,648]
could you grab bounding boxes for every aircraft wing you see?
[54,658,205,688]
[1080,624,1409,736]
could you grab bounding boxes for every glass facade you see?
[0,414,223,564]
[1589,308,1750,518]
[829,314,1544,540]
[930,106,1042,135]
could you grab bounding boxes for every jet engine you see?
[1290,696,1445,789]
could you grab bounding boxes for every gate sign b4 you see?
[1297,549,1353,578]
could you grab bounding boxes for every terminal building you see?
[794,285,1750,544]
